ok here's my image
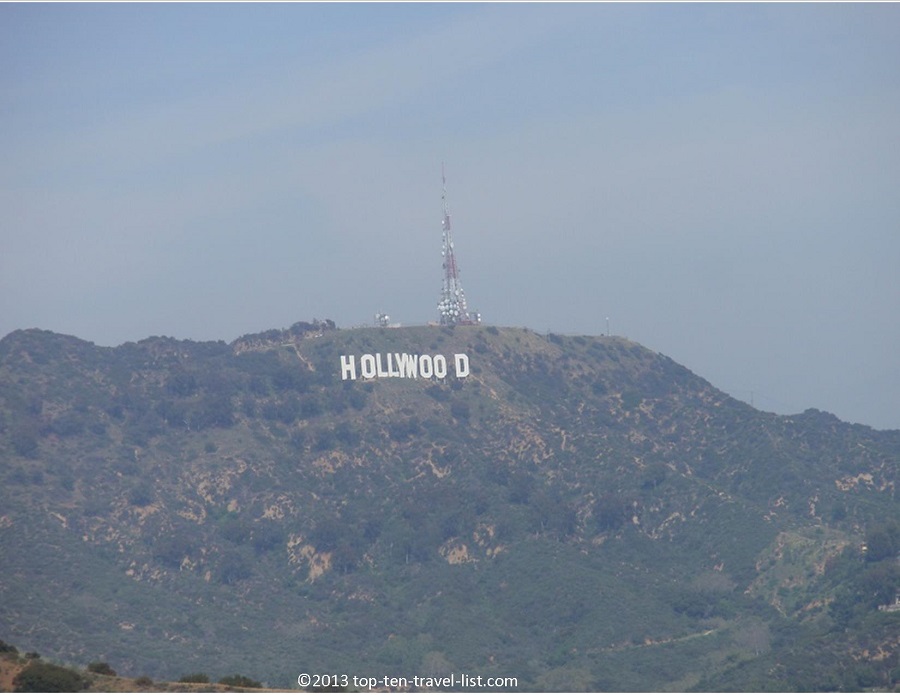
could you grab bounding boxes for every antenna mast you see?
[437,164,479,326]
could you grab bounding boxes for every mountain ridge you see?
[1,321,898,690]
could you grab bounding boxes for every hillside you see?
[1,321,898,691]
[0,640,267,692]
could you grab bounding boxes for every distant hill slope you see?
[0,642,266,692]
[1,322,898,691]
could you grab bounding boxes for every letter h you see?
[340,355,357,381]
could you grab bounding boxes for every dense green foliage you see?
[177,672,210,683]
[86,660,116,676]
[0,322,898,690]
[218,673,263,687]
[13,661,87,692]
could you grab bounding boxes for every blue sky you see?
[2,3,899,429]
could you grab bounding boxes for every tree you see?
[529,488,577,539]
[166,369,198,397]
[127,481,153,507]
[450,399,471,421]
[860,563,900,607]
[87,661,116,676]
[216,550,252,585]
[594,493,630,532]
[188,394,234,429]
[865,521,900,562]
[252,519,285,555]
[153,533,193,568]
[13,662,87,692]
[10,421,39,458]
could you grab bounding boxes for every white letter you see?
[434,355,448,379]
[360,354,376,379]
[386,352,400,377]
[419,354,433,379]
[376,352,389,378]
[398,353,417,379]
[340,355,357,381]
[454,353,470,378]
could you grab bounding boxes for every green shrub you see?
[13,662,87,692]
[153,533,193,568]
[594,492,630,532]
[450,399,471,421]
[87,661,116,676]
[10,423,40,458]
[127,481,153,506]
[621,391,642,411]
[134,675,154,686]
[178,673,210,683]
[216,550,252,584]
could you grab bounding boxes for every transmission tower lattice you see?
[437,165,480,326]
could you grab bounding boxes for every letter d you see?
[454,353,470,378]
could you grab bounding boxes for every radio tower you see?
[437,164,480,326]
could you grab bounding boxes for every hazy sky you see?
[2,4,899,429]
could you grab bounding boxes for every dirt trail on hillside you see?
[0,656,24,692]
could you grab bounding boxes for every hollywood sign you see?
[340,353,470,381]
